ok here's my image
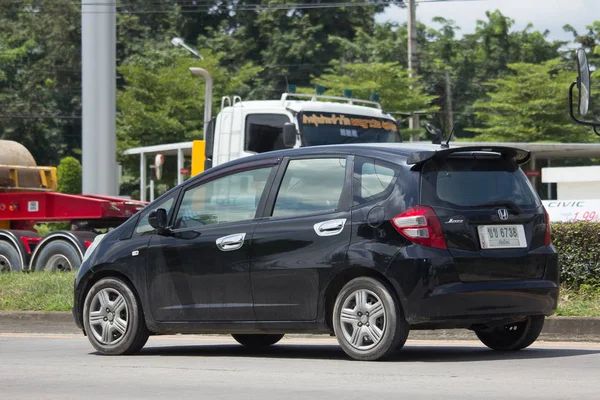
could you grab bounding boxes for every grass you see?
[0,271,76,312]
[0,272,599,317]
[556,284,600,317]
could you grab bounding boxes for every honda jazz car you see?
[73,143,558,361]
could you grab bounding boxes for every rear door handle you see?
[314,219,346,237]
[216,233,246,251]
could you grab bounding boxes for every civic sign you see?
[542,200,600,222]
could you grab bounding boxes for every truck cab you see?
[205,93,401,169]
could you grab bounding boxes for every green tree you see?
[310,62,438,140]
[471,59,593,143]
[57,156,82,194]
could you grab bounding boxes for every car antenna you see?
[441,122,457,149]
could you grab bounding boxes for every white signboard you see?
[542,200,600,222]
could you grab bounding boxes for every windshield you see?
[298,111,401,146]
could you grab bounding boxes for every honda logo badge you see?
[498,209,509,221]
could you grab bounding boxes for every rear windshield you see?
[420,157,540,209]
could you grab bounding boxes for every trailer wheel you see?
[0,241,22,272]
[34,240,81,272]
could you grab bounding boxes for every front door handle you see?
[313,219,347,237]
[216,233,246,251]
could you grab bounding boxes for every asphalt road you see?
[1,334,599,400]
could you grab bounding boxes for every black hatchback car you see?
[73,143,558,361]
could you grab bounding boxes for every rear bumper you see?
[386,246,559,328]
[406,280,558,328]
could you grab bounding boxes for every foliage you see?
[552,222,600,287]
[57,156,82,194]
[557,284,600,317]
[0,271,76,311]
[308,62,438,140]
[34,223,72,237]
[0,1,81,166]
[471,59,591,142]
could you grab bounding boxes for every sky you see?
[378,0,600,44]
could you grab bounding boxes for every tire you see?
[332,277,409,361]
[0,241,22,272]
[475,316,545,351]
[232,334,284,348]
[83,277,149,355]
[34,240,81,272]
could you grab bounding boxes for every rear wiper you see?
[471,201,523,214]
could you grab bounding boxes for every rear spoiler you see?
[406,146,531,167]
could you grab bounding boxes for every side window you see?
[135,194,177,235]
[272,158,348,218]
[174,167,273,229]
[245,114,291,154]
[353,157,399,205]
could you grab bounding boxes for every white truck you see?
[203,92,402,170]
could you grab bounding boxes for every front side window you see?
[272,158,348,218]
[174,167,273,229]
[298,111,401,146]
[245,114,291,154]
[135,193,177,235]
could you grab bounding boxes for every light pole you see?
[170,38,212,135]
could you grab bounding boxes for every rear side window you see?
[245,114,291,154]
[421,157,540,209]
[353,157,400,205]
[272,158,348,218]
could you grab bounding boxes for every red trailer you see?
[0,140,146,272]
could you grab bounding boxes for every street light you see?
[170,37,212,135]
[170,37,203,60]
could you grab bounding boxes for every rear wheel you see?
[332,277,409,361]
[475,316,545,351]
[83,277,149,355]
[34,240,81,272]
[231,334,284,348]
[0,241,21,272]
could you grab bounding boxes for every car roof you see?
[202,143,445,175]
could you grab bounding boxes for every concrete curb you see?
[1,311,599,341]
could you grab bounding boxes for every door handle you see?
[313,219,347,237]
[216,233,247,252]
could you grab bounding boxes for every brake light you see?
[392,206,447,250]
[544,207,552,246]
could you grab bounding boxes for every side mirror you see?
[577,48,591,116]
[148,208,168,231]
[282,122,298,148]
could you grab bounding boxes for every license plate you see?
[477,225,527,249]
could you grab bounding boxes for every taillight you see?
[391,206,447,250]
[544,207,552,246]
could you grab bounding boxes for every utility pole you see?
[407,0,420,141]
[445,70,454,137]
[81,0,117,195]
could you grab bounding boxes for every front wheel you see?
[332,277,409,361]
[83,277,149,355]
[475,316,545,351]
[231,334,284,348]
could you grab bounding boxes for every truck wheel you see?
[332,277,409,361]
[34,240,81,272]
[0,241,22,272]
[83,277,149,355]
[475,316,545,351]
[231,334,284,348]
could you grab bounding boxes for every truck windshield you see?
[298,111,401,146]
